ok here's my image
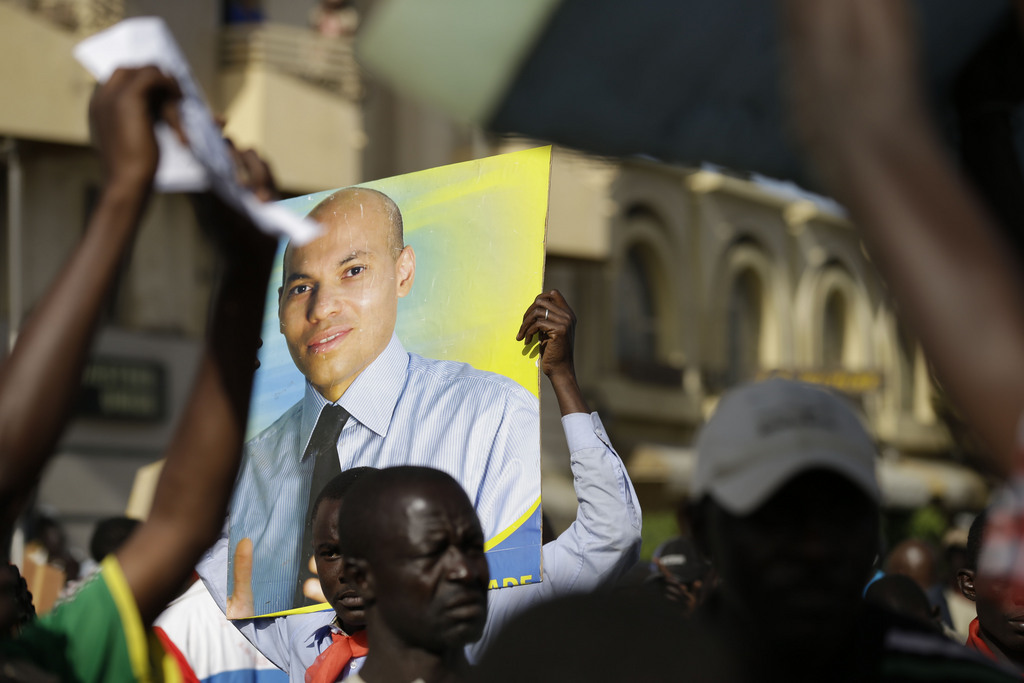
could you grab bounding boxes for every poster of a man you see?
[223,148,549,618]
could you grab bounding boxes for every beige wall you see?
[554,160,950,465]
[221,66,363,193]
[0,3,92,145]
[125,0,221,99]
[18,144,100,313]
[0,0,967,547]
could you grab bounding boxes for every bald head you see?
[338,466,489,657]
[277,185,416,402]
[338,466,474,561]
[307,187,403,259]
[885,539,938,590]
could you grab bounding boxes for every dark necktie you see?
[295,403,349,606]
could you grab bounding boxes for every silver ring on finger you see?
[544,308,549,320]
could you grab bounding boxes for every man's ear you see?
[344,556,375,601]
[957,569,977,602]
[395,246,415,298]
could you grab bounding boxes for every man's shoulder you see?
[244,400,303,451]
[858,605,1018,682]
[406,352,537,404]
[879,626,1018,681]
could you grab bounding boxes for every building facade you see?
[0,0,987,556]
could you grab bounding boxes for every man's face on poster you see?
[279,189,415,402]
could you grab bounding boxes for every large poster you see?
[228,147,550,618]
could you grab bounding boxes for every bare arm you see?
[116,151,278,625]
[0,67,182,544]
[780,0,1024,475]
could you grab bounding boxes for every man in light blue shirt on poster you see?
[197,290,641,679]
[220,187,543,617]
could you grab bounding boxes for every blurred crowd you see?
[7,1,1024,681]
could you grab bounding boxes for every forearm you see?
[119,240,274,623]
[560,413,641,560]
[0,178,150,538]
[821,119,1024,474]
[546,364,589,417]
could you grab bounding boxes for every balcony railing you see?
[221,22,363,101]
[3,0,124,33]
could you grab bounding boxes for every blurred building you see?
[0,0,988,554]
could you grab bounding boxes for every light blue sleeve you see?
[466,411,642,662]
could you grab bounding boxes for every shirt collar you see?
[338,333,408,437]
[308,620,339,650]
[298,333,409,455]
[308,616,357,648]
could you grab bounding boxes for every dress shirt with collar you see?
[225,333,542,616]
[198,410,641,680]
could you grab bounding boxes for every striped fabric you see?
[155,581,287,683]
[199,411,638,680]
[229,334,541,617]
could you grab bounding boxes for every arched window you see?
[613,207,681,386]
[896,323,917,413]
[727,268,763,383]
[822,290,847,369]
[616,243,658,370]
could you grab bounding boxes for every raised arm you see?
[0,67,182,545]
[472,291,641,660]
[115,151,277,625]
[780,0,1024,475]
[517,289,640,564]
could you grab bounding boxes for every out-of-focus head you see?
[692,378,879,515]
[964,510,988,574]
[0,564,34,639]
[89,516,141,563]
[865,574,941,633]
[310,467,379,628]
[339,466,489,652]
[649,536,714,613]
[958,508,1024,662]
[884,538,938,592]
[30,516,66,559]
[278,187,414,402]
[652,536,711,585]
[942,525,969,585]
[692,379,880,648]
[470,591,742,683]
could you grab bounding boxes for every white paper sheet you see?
[74,17,321,244]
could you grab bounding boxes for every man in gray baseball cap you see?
[471,378,1016,681]
[690,378,1015,681]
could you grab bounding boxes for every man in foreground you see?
[686,379,1015,680]
[337,466,488,683]
[475,379,1018,681]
